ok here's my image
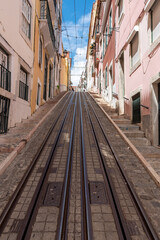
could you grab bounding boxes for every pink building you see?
[115,0,160,146]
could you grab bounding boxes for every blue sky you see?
[62,0,95,86]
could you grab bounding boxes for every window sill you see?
[130,60,141,76]
[148,35,160,58]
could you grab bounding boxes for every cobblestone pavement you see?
[0,92,160,239]
[0,92,66,172]
[90,92,160,180]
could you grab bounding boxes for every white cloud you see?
[62,13,91,86]
[71,46,87,86]
[78,13,91,25]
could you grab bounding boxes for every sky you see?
[62,0,95,86]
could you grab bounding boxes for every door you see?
[158,83,160,145]
[49,65,52,98]
[99,70,101,94]
[132,93,141,123]
[0,95,10,133]
[119,53,125,114]
[43,55,48,100]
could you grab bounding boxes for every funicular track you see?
[0,92,159,240]
[0,92,76,239]
[82,92,159,240]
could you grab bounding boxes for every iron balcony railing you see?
[0,64,11,92]
[40,0,56,49]
[19,81,28,101]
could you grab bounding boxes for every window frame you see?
[130,32,139,69]
[19,67,29,101]
[150,0,160,44]
[109,8,112,35]
[21,0,32,39]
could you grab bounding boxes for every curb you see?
[89,92,160,186]
[0,92,68,175]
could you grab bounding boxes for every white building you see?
[0,0,35,132]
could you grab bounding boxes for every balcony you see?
[40,0,56,57]
[0,64,11,92]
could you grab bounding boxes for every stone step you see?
[123,130,145,138]
[110,115,125,119]
[103,107,117,113]
[118,124,140,131]
[113,118,132,124]
[129,137,151,146]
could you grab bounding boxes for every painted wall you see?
[115,0,160,144]
[0,0,35,127]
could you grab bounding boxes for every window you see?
[19,68,28,101]
[150,0,160,43]
[39,38,43,65]
[109,9,112,35]
[105,67,108,88]
[22,0,31,39]
[118,0,123,18]
[130,33,139,68]
[37,83,41,106]
[105,26,108,48]
[0,49,11,92]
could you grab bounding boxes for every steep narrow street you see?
[0,0,160,239]
[0,93,159,239]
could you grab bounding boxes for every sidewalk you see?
[0,92,67,175]
[90,92,160,186]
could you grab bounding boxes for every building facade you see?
[60,48,72,92]
[31,0,62,114]
[115,0,160,145]
[0,0,63,132]
[87,0,160,146]
[0,0,35,132]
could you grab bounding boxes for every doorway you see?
[0,95,10,133]
[119,53,125,114]
[132,93,141,123]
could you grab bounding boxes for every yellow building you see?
[31,0,62,114]
[60,46,72,92]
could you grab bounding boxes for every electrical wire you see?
[62,13,72,57]
[81,0,87,47]
[74,0,77,50]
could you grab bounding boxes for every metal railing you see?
[0,64,11,92]
[40,0,56,49]
[19,81,28,101]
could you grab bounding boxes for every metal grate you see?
[44,182,63,207]
[89,181,108,204]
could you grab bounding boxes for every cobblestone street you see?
[0,92,160,239]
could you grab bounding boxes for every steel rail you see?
[79,93,93,240]
[0,92,72,233]
[82,93,129,240]
[85,93,159,240]
[17,92,76,240]
[56,93,78,240]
